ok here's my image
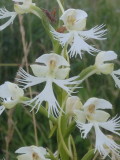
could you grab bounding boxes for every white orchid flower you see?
[51,8,107,58]
[74,97,120,158]
[95,51,120,88]
[15,145,50,160]
[102,135,120,159]
[0,81,24,115]
[16,53,80,116]
[0,0,35,31]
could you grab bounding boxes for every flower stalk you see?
[56,0,65,13]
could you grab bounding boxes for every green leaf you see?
[48,125,57,138]
[81,149,95,160]
[47,148,58,160]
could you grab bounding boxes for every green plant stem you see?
[58,112,73,159]
[56,0,65,13]
[79,65,97,81]
[64,121,76,138]
[0,63,19,67]
[30,5,54,43]
[81,149,95,160]
[70,135,78,160]
[64,66,97,138]
[14,124,26,146]
[93,151,99,160]
[39,107,57,124]
[71,65,97,93]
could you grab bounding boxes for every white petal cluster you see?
[74,97,120,158]
[15,145,50,160]
[16,53,80,116]
[95,51,120,88]
[0,0,35,31]
[0,82,24,115]
[51,8,107,58]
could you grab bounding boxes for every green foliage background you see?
[0,0,120,159]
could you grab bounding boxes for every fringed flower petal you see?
[53,76,81,94]
[111,69,120,88]
[16,68,46,88]
[0,106,5,115]
[94,124,120,158]
[76,121,93,138]
[78,24,107,40]
[24,80,61,117]
[98,116,120,136]
[68,31,100,58]
[0,8,17,31]
[51,27,73,47]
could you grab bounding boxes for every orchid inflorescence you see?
[0,0,120,160]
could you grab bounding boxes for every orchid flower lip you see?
[111,69,120,88]
[0,8,17,31]
[51,22,106,58]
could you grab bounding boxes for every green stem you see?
[79,65,97,81]
[70,135,78,160]
[71,65,97,93]
[58,112,73,159]
[93,152,99,160]
[56,0,65,13]
[64,66,97,137]
[64,121,76,138]
[39,107,57,124]
[81,149,95,160]
[30,5,54,43]
[0,63,19,67]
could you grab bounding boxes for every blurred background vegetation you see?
[0,0,120,159]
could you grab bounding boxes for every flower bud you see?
[14,0,35,14]
[0,82,24,115]
[95,51,117,75]
[66,96,83,115]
